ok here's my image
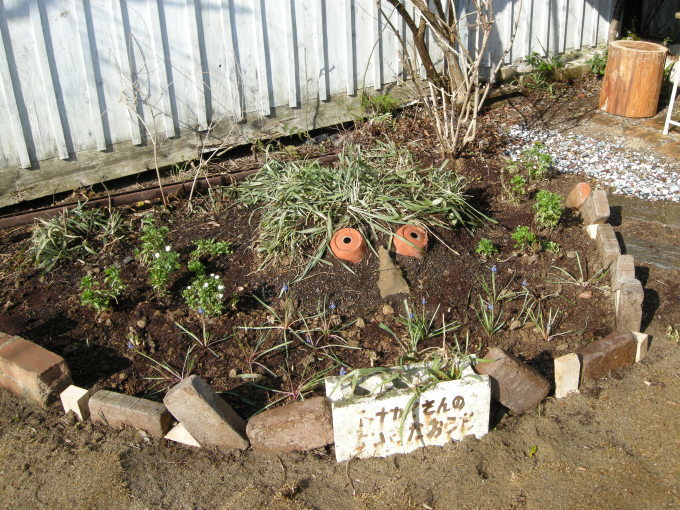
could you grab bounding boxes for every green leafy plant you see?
[28,204,126,272]
[475,238,499,259]
[509,174,527,197]
[587,50,608,76]
[526,302,568,341]
[511,226,539,252]
[135,217,180,295]
[234,331,293,379]
[235,143,489,278]
[175,321,227,357]
[525,51,564,94]
[188,239,233,274]
[534,190,563,229]
[523,142,554,180]
[541,240,561,253]
[182,273,225,317]
[360,92,400,116]
[136,346,196,393]
[80,265,126,313]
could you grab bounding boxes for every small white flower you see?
[210,273,215,277]
[213,274,219,279]
[154,252,160,259]
[165,245,171,252]
[203,282,209,288]
[218,293,224,299]
[218,285,225,290]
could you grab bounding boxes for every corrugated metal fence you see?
[0,0,613,207]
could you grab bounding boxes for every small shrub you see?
[534,190,563,229]
[475,238,499,259]
[80,265,126,313]
[188,239,233,274]
[183,273,225,317]
[587,51,607,77]
[511,226,539,252]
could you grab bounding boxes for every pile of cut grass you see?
[235,142,488,278]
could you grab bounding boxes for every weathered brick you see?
[246,396,334,453]
[60,385,91,421]
[554,353,580,399]
[474,347,550,414]
[580,189,610,225]
[577,332,637,382]
[565,182,591,209]
[0,336,72,407]
[595,223,620,265]
[164,375,248,450]
[611,254,636,291]
[90,390,172,437]
[616,279,644,332]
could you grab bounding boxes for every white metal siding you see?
[0,0,612,198]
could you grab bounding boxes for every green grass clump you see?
[360,92,400,116]
[236,143,489,277]
[28,204,126,272]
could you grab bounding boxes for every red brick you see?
[474,347,550,414]
[90,390,172,438]
[0,336,71,407]
[565,182,591,209]
[246,397,334,452]
[577,332,636,382]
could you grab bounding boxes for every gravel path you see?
[505,126,680,202]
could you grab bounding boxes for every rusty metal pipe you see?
[0,153,339,230]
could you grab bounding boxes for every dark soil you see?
[0,77,618,418]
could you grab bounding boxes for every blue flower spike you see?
[421,297,427,305]
[339,367,348,376]
[491,265,497,273]
[329,301,337,311]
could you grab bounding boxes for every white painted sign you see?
[325,367,491,462]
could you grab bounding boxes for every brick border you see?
[0,185,649,459]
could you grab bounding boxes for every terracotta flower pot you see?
[330,228,367,263]
[393,225,428,258]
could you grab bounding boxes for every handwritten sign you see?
[326,370,491,462]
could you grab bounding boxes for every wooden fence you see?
[0,0,613,207]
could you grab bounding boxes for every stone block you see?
[60,385,91,421]
[595,223,620,265]
[0,336,72,407]
[565,182,591,209]
[577,332,637,382]
[246,396,334,453]
[580,189,610,225]
[611,254,635,291]
[89,390,172,437]
[325,366,490,462]
[615,279,644,332]
[164,423,201,447]
[164,375,248,450]
[554,353,580,399]
[586,224,599,240]
[474,347,550,414]
[632,332,650,362]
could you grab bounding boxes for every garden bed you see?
[0,80,625,419]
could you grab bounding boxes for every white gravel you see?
[504,126,680,202]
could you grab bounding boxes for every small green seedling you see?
[475,238,499,259]
[586,51,607,77]
[511,226,539,252]
[527,445,538,458]
[136,217,180,295]
[524,143,554,180]
[188,239,233,274]
[80,265,126,313]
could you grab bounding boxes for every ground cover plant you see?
[0,75,622,420]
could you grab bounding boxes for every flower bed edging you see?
[0,184,653,461]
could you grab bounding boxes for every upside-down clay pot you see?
[393,225,428,258]
[330,228,367,263]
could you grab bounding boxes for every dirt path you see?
[1,92,680,509]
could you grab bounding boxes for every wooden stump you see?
[599,40,668,118]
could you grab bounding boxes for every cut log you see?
[599,40,668,118]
